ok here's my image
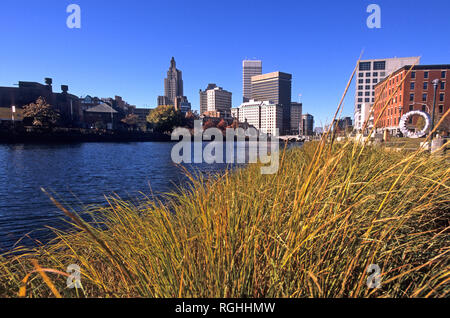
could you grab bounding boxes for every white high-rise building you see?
[242,60,262,102]
[236,100,283,136]
[354,56,420,131]
[206,86,232,115]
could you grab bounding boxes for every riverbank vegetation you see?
[0,138,448,298]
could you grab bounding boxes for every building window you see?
[365,98,370,103]
[358,98,363,102]
[439,105,443,113]
[359,73,364,77]
[358,92,363,96]
[373,61,386,70]
[372,98,375,103]
[442,71,447,78]
[359,79,364,84]
[440,93,445,102]
[365,92,371,96]
[422,105,426,112]
[422,94,427,102]
[380,72,386,77]
[441,82,445,90]
[366,79,371,84]
[357,104,362,109]
[424,71,429,79]
[366,85,371,90]
[423,82,428,90]
[373,79,378,83]
[358,85,363,90]
[410,94,414,101]
[366,73,371,77]
[373,72,378,77]
[411,71,416,79]
[360,62,371,71]
[409,105,413,111]
[410,82,415,90]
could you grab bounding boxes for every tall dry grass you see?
[0,140,448,298]
[0,58,448,298]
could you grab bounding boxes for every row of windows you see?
[358,91,375,97]
[358,72,385,78]
[359,61,386,71]
[357,98,376,103]
[358,78,379,84]
[411,70,447,79]
[410,81,446,90]
[409,93,445,102]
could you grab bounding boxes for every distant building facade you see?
[174,96,191,113]
[354,57,420,131]
[158,57,189,109]
[199,84,218,115]
[251,71,292,135]
[207,87,232,115]
[236,100,283,136]
[300,113,314,136]
[243,60,262,102]
[0,78,83,126]
[373,64,449,134]
[290,102,303,135]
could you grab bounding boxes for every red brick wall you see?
[374,67,449,133]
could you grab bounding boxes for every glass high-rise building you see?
[242,60,262,102]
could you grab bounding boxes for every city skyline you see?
[1,0,450,125]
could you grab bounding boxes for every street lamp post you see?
[431,79,441,140]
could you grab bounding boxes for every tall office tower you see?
[243,60,262,102]
[251,71,292,135]
[159,57,184,106]
[206,86,232,115]
[354,56,420,131]
[300,113,314,136]
[199,83,218,115]
[290,102,303,135]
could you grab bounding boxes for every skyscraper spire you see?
[170,57,176,69]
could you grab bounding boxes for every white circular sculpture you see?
[399,111,431,139]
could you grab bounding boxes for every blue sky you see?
[1,0,449,126]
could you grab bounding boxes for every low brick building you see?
[0,78,83,127]
[373,65,450,134]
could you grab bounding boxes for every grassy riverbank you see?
[0,138,448,298]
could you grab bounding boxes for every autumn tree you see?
[217,119,228,132]
[23,97,60,127]
[146,105,183,133]
[121,114,139,130]
[203,119,216,130]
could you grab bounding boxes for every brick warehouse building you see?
[373,65,450,135]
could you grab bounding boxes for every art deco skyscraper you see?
[243,60,262,102]
[159,57,184,106]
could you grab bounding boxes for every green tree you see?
[146,105,183,133]
[23,97,60,127]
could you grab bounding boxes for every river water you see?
[0,141,285,252]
